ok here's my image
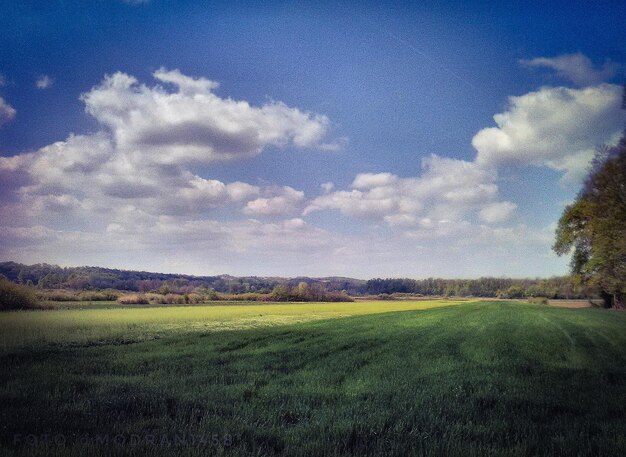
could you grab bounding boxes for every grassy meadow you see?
[1,300,626,456]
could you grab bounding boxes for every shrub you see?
[0,277,39,310]
[117,294,149,305]
[377,293,397,300]
[165,294,185,304]
[194,287,219,300]
[322,291,353,302]
[142,293,206,304]
[527,297,549,305]
[497,285,525,299]
[218,292,269,301]
[37,289,122,302]
[78,290,120,301]
[270,284,353,302]
[185,293,205,304]
[271,284,292,301]
[39,290,76,301]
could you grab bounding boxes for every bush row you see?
[37,289,121,302]
[117,293,208,305]
[269,283,353,302]
[116,284,354,305]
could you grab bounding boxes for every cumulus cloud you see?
[244,186,305,216]
[36,75,54,89]
[80,68,337,165]
[0,96,16,126]
[473,84,624,183]
[0,130,292,225]
[317,135,349,152]
[0,68,340,250]
[305,155,509,234]
[479,202,517,224]
[0,153,34,191]
[352,172,398,190]
[520,53,622,86]
[304,78,624,252]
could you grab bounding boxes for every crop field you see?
[0,300,468,351]
[1,300,626,456]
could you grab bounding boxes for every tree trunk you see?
[601,290,614,308]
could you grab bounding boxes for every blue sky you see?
[0,0,625,278]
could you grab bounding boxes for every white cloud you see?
[318,135,349,152]
[520,53,622,86]
[164,175,260,215]
[473,84,624,183]
[153,68,219,94]
[0,69,337,243]
[479,201,517,224]
[0,155,37,223]
[305,188,397,219]
[0,130,299,224]
[80,68,338,165]
[243,186,305,216]
[0,96,16,126]
[305,155,504,231]
[36,75,54,89]
[351,172,398,189]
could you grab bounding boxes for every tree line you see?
[0,261,594,299]
[365,276,585,299]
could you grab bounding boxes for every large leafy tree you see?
[553,135,626,308]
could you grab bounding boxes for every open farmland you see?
[1,300,626,456]
[0,299,468,350]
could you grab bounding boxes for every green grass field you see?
[0,299,468,351]
[1,300,626,456]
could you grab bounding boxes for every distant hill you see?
[0,261,368,295]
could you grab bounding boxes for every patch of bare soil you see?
[549,299,593,308]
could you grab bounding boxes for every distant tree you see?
[195,286,218,300]
[37,272,57,289]
[296,282,310,300]
[553,137,626,308]
[67,273,89,290]
[498,285,525,299]
[271,284,291,301]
